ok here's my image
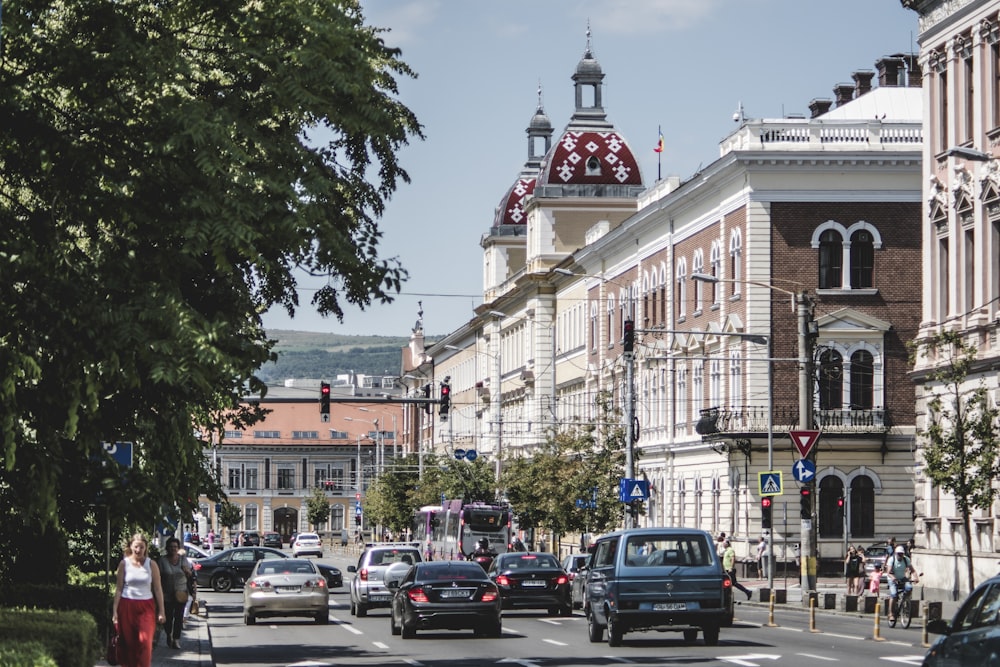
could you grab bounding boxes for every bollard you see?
[922,602,930,648]
[766,592,779,627]
[873,600,885,641]
[809,596,821,633]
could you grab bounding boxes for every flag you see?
[654,132,664,153]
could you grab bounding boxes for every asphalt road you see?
[198,550,933,667]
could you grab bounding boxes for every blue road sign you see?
[102,441,134,468]
[759,471,783,496]
[466,449,478,461]
[618,478,649,502]
[454,449,466,460]
[792,458,817,483]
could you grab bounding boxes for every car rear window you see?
[624,535,712,567]
[369,549,419,566]
[501,554,560,569]
[416,563,484,581]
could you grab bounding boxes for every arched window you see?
[850,229,875,288]
[590,303,598,351]
[819,229,843,289]
[729,230,742,295]
[818,349,843,410]
[659,263,668,324]
[849,475,875,538]
[606,294,615,347]
[676,258,687,320]
[850,350,874,409]
[709,241,722,306]
[818,476,844,538]
[692,250,704,312]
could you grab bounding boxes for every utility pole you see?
[796,292,817,597]
[623,318,637,530]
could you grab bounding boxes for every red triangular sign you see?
[789,429,820,458]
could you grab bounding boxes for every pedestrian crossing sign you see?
[758,471,783,496]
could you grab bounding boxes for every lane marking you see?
[796,653,837,661]
[372,641,389,649]
[402,660,424,667]
[603,657,637,663]
[542,639,567,646]
[330,616,363,635]
[880,658,925,665]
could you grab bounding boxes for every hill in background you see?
[257,330,439,385]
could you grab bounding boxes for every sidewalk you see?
[96,611,212,667]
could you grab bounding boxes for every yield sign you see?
[789,429,821,458]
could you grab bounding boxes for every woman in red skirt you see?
[112,532,166,667]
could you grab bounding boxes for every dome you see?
[493,177,536,226]
[529,108,552,131]
[575,49,603,78]
[538,130,641,186]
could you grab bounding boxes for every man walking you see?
[722,540,752,600]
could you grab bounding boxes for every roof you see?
[820,86,921,122]
[538,131,642,186]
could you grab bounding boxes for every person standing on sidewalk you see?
[112,532,166,667]
[755,536,770,580]
[722,540,752,600]
[159,537,193,648]
[844,545,864,595]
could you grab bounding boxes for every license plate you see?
[521,580,546,587]
[369,594,390,602]
[653,602,687,611]
[277,586,300,593]
[440,589,472,599]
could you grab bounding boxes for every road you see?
[199,551,932,667]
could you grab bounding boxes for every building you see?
[904,0,1000,597]
[403,30,924,571]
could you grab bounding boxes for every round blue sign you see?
[454,448,466,460]
[792,458,817,483]
[465,449,478,461]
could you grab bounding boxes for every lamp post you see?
[692,272,816,597]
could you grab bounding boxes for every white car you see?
[292,532,324,558]
[183,542,212,560]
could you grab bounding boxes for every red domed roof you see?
[494,177,536,226]
[540,130,641,186]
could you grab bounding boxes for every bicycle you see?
[888,577,913,628]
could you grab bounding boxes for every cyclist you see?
[885,545,913,623]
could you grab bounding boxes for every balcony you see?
[697,405,889,437]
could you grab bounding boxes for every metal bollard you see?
[922,601,930,648]
[766,593,778,627]
[809,596,821,633]
[873,599,885,641]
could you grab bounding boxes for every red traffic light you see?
[320,383,331,396]
[441,384,450,397]
[836,496,845,508]
[761,497,772,508]
[799,487,811,497]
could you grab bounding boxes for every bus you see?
[412,499,512,561]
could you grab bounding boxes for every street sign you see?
[789,429,821,458]
[758,471,782,496]
[465,449,478,461]
[618,478,649,502]
[792,458,816,483]
[454,448,466,460]
[102,441,134,468]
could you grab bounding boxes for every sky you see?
[261,0,919,338]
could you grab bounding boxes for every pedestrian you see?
[844,545,864,596]
[756,536,770,580]
[237,530,246,547]
[158,537,193,649]
[206,529,215,555]
[722,540,752,601]
[716,532,727,556]
[112,532,166,667]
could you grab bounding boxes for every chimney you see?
[808,98,833,118]
[852,70,875,97]
[895,53,923,87]
[834,83,855,108]
[876,56,906,87]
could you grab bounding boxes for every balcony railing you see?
[697,405,889,436]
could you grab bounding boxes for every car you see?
[585,527,729,647]
[242,558,329,625]
[923,574,1000,666]
[292,532,324,558]
[386,560,502,638]
[193,546,287,592]
[348,542,423,617]
[562,553,590,610]
[864,543,891,586]
[244,531,261,546]
[262,532,283,549]
[318,563,343,589]
[183,542,211,560]
[487,551,572,616]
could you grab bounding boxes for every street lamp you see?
[691,272,817,597]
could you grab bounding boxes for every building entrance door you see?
[274,507,298,543]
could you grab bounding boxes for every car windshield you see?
[624,534,712,567]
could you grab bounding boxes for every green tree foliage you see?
[306,488,331,531]
[218,500,243,534]
[502,391,625,537]
[0,0,421,584]
[912,331,1000,592]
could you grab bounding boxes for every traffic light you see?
[422,383,431,414]
[355,514,361,526]
[320,382,331,414]
[623,319,635,353]
[836,495,845,516]
[761,496,773,529]
[629,499,642,521]
[439,379,451,419]
[800,487,812,519]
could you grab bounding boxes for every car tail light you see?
[303,578,326,589]
[496,575,510,587]
[555,575,568,586]
[722,577,732,589]
[193,562,201,571]
[248,580,272,589]
[408,587,429,603]
[481,589,498,602]
[359,568,369,581]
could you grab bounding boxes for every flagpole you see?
[655,125,663,182]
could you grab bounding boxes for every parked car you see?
[923,574,1000,666]
[487,551,572,616]
[585,527,729,647]
[348,542,423,617]
[193,547,287,592]
[864,543,891,586]
[262,532,283,549]
[292,532,324,558]
[565,553,591,610]
[386,560,502,638]
[244,531,261,546]
[243,558,329,625]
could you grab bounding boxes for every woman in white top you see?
[112,532,166,667]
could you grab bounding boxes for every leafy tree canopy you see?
[0,0,421,584]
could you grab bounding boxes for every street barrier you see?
[766,594,778,627]
[809,596,821,633]
[872,599,885,641]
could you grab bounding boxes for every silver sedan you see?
[243,558,329,625]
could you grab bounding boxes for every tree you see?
[913,331,1000,592]
[217,501,243,538]
[306,488,331,531]
[0,0,421,584]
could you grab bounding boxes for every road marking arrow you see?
[718,654,780,666]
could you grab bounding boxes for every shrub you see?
[0,608,98,667]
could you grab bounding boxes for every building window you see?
[224,430,243,439]
[254,430,281,439]
[676,258,687,320]
[244,504,258,531]
[939,70,949,156]
[691,361,703,426]
[818,476,844,538]
[277,468,295,490]
[964,50,975,144]
[939,237,950,320]
[692,250,704,313]
[819,229,843,289]
[710,240,722,306]
[850,230,874,288]
[606,294,615,347]
[329,430,348,439]
[818,349,843,410]
[228,467,242,490]
[729,352,742,408]
[729,230,742,296]
[245,467,258,490]
[292,431,319,439]
[659,263,668,322]
[590,303,598,351]
[849,350,874,410]
[993,42,1000,129]
[849,475,875,538]
[709,359,721,408]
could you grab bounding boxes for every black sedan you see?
[262,531,283,549]
[925,574,1000,666]
[194,547,342,591]
[487,552,572,616]
[388,561,502,638]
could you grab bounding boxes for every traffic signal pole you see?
[796,292,817,598]
[623,319,636,530]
